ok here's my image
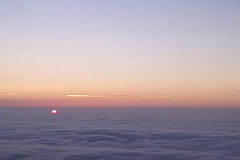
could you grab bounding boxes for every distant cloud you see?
[66,95,110,98]
[0,93,19,96]
[66,94,91,98]
[32,49,41,54]
[65,94,170,99]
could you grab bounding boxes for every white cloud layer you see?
[0,107,240,160]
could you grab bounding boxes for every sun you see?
[51,109,57,114]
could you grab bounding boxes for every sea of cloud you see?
[0,107,240,160]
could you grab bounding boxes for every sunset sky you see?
[1,0,240,107]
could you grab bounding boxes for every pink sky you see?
[1,1,240,107]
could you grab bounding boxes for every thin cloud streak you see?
[65,94,170,99]
[66,95,110,98]
[66,95,91,98]
[0,93,19,96]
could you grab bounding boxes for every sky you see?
[0,0,240,107]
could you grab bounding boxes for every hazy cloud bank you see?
[1,128,240,160]
[1,107,240,160]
